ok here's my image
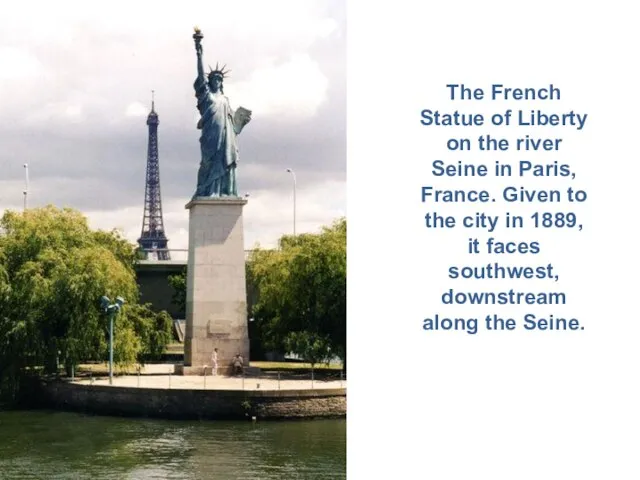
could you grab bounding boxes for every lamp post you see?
[23,163,29,210]
[285,168,296,236]
[100,295,125,385]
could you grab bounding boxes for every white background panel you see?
[347,2,640,478]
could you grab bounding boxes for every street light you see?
[23,163,29,210]
[100,295,126,385]
[285,168,296,236]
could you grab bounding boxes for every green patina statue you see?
[192,27,252,199]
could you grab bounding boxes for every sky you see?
[0,1,345,255]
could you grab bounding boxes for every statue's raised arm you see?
[193,26,205,80]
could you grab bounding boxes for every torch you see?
[193,26,203,47]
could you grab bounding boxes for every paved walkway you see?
[73,364,346,391]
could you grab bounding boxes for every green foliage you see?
[248,218,346,367]
[284,331,333,367]
[167,268,186,316]
[0,206,173,403]
[125,303,174,362]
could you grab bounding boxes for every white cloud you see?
[85,206,142,238]
[23,102,85,124]
[227,54,328,118]
[65,104,83,118]
[0,180,25,211]
[126,102,150,117]
[316,18,339,38]
[0,47,43,80]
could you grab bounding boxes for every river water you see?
[0,410,345,479]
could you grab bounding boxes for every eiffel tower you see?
[138,91,170,260]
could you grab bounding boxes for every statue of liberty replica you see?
[192,26,251,198]
[178,27,253,375]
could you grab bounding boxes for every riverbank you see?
[42,373,346,420]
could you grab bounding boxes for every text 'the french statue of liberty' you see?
[192,27,251,198]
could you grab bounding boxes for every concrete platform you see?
[43,374,347,420]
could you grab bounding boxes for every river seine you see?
[0,410,345,479]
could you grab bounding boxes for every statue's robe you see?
[193,75,239,198]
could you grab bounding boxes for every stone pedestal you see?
[176,197,250,375]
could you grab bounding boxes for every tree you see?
[126,303,174,361]
[284,331,333,368]
[167,267,186,316]
[0,206,173,402]
[248,218,346,369]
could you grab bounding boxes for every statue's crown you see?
[208,62,230,79]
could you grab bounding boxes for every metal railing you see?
[78,368,345,391]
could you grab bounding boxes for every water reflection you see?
[0,411,345,479]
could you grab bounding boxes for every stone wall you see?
[43,381,346,420]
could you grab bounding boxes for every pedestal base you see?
[174,364,232,376]
[183,197,250,373]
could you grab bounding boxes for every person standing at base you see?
[211,347,219,376]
